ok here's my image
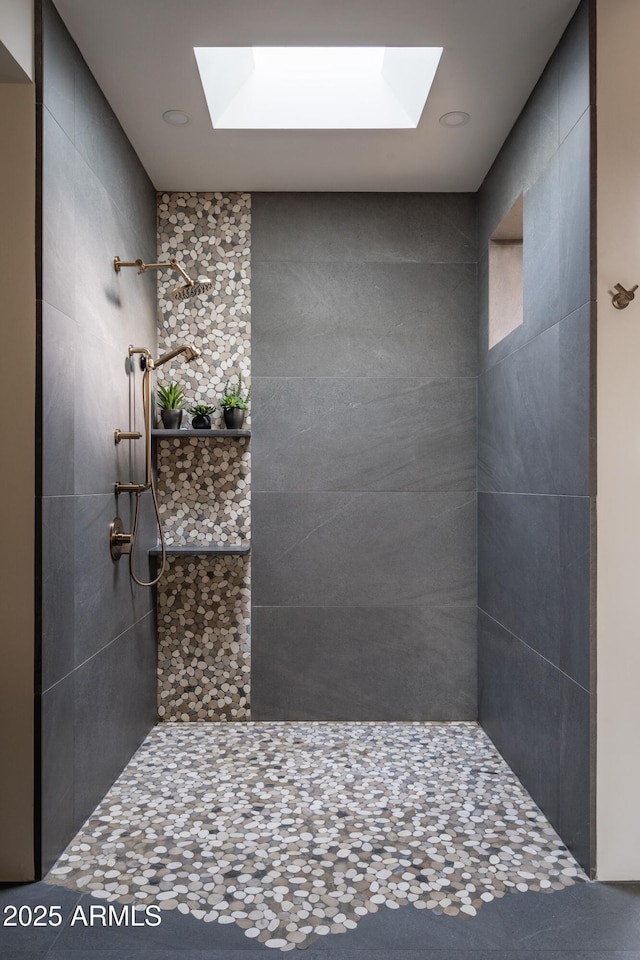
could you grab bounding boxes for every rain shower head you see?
[169,278,213,302]
[114,256,213,302]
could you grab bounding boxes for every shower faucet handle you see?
[612,282,638,309]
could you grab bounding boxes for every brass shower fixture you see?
[114,256,213,301]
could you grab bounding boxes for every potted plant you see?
[157,382,186,429]
[188,402,216,429]
[220,372,251,429]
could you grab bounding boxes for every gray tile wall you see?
[477,0,593,871]
[251,193,477,720]
[37,0,157,873]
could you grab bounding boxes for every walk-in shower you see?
[110,254,209,586]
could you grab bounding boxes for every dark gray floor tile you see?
[252,605,476,720]
[47,953,265,959]
[40,677,76,875]
[478,304,590,496]
[41,497,75,688]
[252,261,477,379]
[558,0,591,144]
[41,0,76,140]
[0,883,80,953]
[253,492,476,607]
[42,107,76,320]
[48,892,262,952]
[252,193,476,264]
[559,112,591,320]
[559,676,592,870]
[478,492,590,680]
[495,881,640,950]
[478,611,562,832]
[73,613,156,827]
[252,377,476,492]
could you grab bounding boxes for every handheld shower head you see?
[169,279,213,302]
[148,343,202,368]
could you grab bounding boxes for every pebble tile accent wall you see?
[46,722,583,953]
[156,193,251,721]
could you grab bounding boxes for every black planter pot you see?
[160,409,183,429]
[223,407,245,429]
[191,414,212,429]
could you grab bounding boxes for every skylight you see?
[194,46,443,130]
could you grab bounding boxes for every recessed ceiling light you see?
[163,109,191,125]
[439,111,470,127]
[194,47,443,130]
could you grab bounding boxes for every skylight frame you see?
[194,45,443,130]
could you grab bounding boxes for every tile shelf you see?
[149,543,251,557]
[152,428,251,438]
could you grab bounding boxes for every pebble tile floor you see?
[3,722,640,959]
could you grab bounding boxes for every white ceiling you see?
[53,0,581,193]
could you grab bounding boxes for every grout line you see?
[480,298,592,374]
[479,608,590,694]
[40,609,155,696]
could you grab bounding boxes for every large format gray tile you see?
[251,605,477,720]
[252,377,476,492]
[478,53,559,245]
[478,611,561,836]
[41,303,76,497]
[73,495,154,665]
[73,612,156,827]
[41,0,76,140]
[559,674,591,870]
[41,496,75,689]
[40,675,75,874]
[42,106,76,319]
[558,0,591,144]
[480,155,563,371]
[559,110,591,320]
[74,48,156,244]
[478,304,590,496]
[252,192,476,264]
[72,331,132,496]
[253,492,476,607]
[74,150,156,354]
[252,261,477,378]
[478,492,590,686]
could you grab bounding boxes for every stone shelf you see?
[149,543,251,557]
[152,428,251,438]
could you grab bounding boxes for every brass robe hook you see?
[612,282,638,309]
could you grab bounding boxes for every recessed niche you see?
[488,194,523,349]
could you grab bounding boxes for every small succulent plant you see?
[220,371,251,410]
[157,382,186,410]
[188,403,216,416]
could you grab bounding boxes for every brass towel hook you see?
[612,282,638,309]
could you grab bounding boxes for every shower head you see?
[150,343,202,369]
[169,278,214,302]
[114,256,213,302]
